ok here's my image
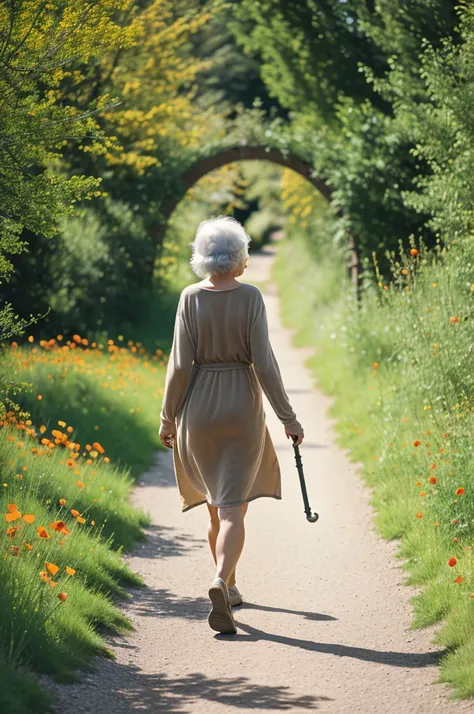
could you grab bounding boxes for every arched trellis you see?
[150,146,360,295]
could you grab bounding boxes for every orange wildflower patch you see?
[65,566,76,576]
[36,526,50,539]
[410,248,419,256]
[453,576,463,585]
[76,516,86,525]
[59,498,67,506]
[22,514,35,524]
[456,487,465,496]
[448,557,457,567]
[70,509,80,518]
[58,592,68,602]
[93,441,105,454]
[76,480,85,489]
[428,476,437,485]
[450,316,459,324]
[413,440,421,447]
[24,542,33,551]
[416,512,423,519]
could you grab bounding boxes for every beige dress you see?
[159,281,304,512]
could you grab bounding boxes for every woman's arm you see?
[159,303,195,441]
[249,304,304,438]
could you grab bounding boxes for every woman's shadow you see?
[217,603,445,670]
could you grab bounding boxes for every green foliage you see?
[0,332,182,711]
[231,0,469,269]
[275,227,474,698]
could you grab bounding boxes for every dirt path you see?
[51,246,473,713]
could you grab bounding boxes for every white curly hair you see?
[189,216,251,279]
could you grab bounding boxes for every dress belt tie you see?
[194,362,252,372]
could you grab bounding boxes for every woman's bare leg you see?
[215,504,246,587]
[208,502,249,587]
[206,502,219,566]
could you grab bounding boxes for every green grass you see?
[274,231,474,698]
[0,332,175,713]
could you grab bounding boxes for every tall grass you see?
[274,231,474,698]
[0,333,173,712]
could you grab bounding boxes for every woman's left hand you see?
[159,427,175,449]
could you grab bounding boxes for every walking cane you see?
[291,435,319,523]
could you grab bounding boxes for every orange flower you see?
[76,480,85,489]
[7,504,19,513]
[372,362,379,369]
[413,440,421,447]
[410,248,418,257]
[70,509,80,518]
[65,566,76,576]
[416,481,422,488]
[72,334,81,343]
[416,512,423,519]
[67,426,73,433]
[456,487,465,496]
[24,542,33,551]
[76,516,86,524]
[448,557,457,567]
[58,420,66,428]
[59,498,67,506]
[49,521,70,536]
[104,457,110,463]
[450,316,459,324]
[428,476,437,485]
[453,576,463,585]
[92,442,105,454]
[6,526,20,538]
[45,562,59,576]
[36,526,50,539]
[419,490,426,497]
[57,592,68,602]
[49,580,57,588]
[39,571,50,582]
[37,395,43,400]
[5,509,22,523]
[39,425,47,434]
[22,514,35,524]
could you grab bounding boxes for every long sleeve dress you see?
[159,281,304,512]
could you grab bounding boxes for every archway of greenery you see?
[152,145,360,293]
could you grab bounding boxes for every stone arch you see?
[152,145,359,294]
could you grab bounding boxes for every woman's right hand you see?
[285,429,303,446]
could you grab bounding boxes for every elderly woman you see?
[159,216,304,635]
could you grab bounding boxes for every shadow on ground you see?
[132,525,206,560]
[75,663,329,712]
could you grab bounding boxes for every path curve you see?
[51,246,472,714]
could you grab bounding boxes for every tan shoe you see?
[208,578,237,634]
[228,585,243,607]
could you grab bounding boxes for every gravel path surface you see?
[50,246,473,713]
